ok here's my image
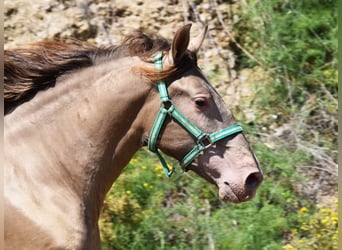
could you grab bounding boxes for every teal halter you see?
[148,52,243,177]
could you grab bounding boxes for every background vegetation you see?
[100,0,338,249]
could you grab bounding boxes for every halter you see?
[148,52,243,177]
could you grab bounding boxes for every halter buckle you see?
[197,134,212,149]
[161,100,173,111]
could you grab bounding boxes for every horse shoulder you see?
[4,200,58,250]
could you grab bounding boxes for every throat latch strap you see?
[148,52,243,177]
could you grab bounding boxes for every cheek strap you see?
[148,52,243,177]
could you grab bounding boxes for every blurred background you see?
[4,0,338,249]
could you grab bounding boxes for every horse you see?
[4,24,263,249]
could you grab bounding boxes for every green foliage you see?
[234,1,338,249]
[283,200,338,250]
[237,0,337,110]
[100,145,315,250]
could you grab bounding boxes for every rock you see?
[4,0,256,112]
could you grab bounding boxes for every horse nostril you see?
[245,172,263,190]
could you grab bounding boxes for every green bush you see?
[235,0,337,127]
[99,144,313,249]
[283,200,338,250]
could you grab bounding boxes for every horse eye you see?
[194,98,207,107]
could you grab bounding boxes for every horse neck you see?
[5,56,154,225]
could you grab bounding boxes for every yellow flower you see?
[130,159,138,164]
[299,207,307,213]
[143,183,148,188]
[322,216,329,224]
[154,165,163,172]
[332,214,338,222]
[323,70,331,77]
[282,244,295,250]
[321,208,329,214]
[126,190,132,195]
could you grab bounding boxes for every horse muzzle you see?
[218,170,263,203]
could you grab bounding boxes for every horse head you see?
[143,24,263,203]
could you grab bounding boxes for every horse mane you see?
[4,30,196,115]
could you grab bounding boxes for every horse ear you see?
[188,25,208,53]
[169,23,192,65]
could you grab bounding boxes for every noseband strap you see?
[148,52,243,177]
